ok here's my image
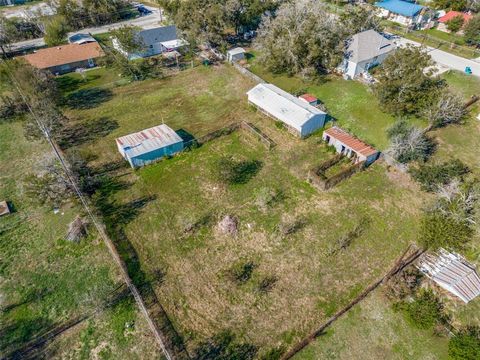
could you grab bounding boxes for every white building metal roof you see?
[419,249,480,303]
[227,47,246,56]
[116,124,182,158]
[247,84,326,133]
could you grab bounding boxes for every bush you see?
[212,156,262,185]
[256,275,278,294]
[227,261,256,285]
[449,326,480,360]
[401,289,444,330]
[409,160,470,192]
[420,211,473,250]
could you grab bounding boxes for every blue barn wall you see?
[128,141,184,168]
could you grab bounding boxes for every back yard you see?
[58,64,429,357]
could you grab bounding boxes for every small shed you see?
[419,249,480,303]
[116,124,184,168]
[322,126,380,165]
[0,201,10,216]
[247,83,327,138]
[227,47,246,63]
[299,94,319,106]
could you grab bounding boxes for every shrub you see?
[402,289,444,329]
[212,156,262,185]
[409,160,470,192]
[256,275,278,294]
[420,211,473,250]
[227,261,256,285]
[254,186,282,210]
[449,326,480,360]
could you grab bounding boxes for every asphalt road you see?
[396,37,480,78]
[9,5,162,52]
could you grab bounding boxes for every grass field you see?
[293,289,450,360]
[55,64,432,356]
[0,119,159,357]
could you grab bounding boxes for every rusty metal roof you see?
[116,124,183,158]
[323,126,378,157]
[419,249,480,303]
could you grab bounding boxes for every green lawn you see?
[0,120,159,358]
[293,290,449,360]
[432,71,480,175]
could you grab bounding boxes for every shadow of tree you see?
[0,317,53,357]
[64,87,113,109]
[58,117,119,148]
[192,331,257,360]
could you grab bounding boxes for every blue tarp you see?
[375,0,424,17]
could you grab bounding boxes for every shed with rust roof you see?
[116,124,184,168]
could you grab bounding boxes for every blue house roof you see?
[375,0,424,17]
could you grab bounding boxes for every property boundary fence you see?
[240,121,276,149]
[280,245,426,360]
[232,62,266,84]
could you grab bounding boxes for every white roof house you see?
[343,29,395,79]
[247,84,327,137]
[116,124,184,168]
[419,249,480,303]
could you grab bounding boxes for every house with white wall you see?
[375,0,432,29]
[113,25,186,60]
[342,29,395,79]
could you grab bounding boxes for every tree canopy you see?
[374,45,445,115]
[464,15,480,46]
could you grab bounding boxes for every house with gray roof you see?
[112,25,186,60]
[342,29,395,79]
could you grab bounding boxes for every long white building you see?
[247,83,327,138]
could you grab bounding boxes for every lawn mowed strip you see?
[59,64,427,355]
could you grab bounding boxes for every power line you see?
[0,58,174,360]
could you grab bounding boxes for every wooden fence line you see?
[280,245,426,360]
[240,121,276,149]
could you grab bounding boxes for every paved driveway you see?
[396,37,480,77]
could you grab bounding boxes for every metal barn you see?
[116,124,184,168]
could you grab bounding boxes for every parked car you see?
[137,6,151,16]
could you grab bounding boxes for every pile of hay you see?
[66,216,88,243]
[217,215,238,236]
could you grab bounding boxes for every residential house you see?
[226,47,246,63]
[247,83,327,138]
[116,124,184,168]
[375,0,432,29]
[342,29,395,79]
[322,126,380,165]
[437,11,473,33]
[112,25,186,60]
[419,249,480,303]
[23,42,104,74]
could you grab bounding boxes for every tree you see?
[374,45,445,115]
[339,5,383,37]
[422,91,467,130]
[449,326,480,360]
[254,0,344,77]
[386,120,435,164]
[409,159,470,192]
[402,289,444,329]
[464,15,480,47]
[44,16,69,46]
[446,14,465,33]
[110,25,145,54]
[431,0,468,11]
